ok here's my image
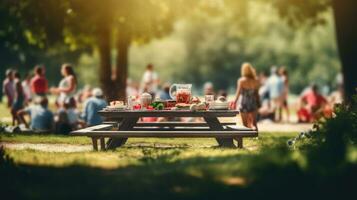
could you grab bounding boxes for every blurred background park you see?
[0,0,345,98]
[1,0,357,199]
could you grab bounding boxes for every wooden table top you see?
[99,109,240,118]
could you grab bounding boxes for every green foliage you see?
[0,146,14,167]
[235,97,357,198]
[128,2,340,93]
[271,0,331,27]
[0,0,89,89]
[0,0,341,94]
[290,96,357,170]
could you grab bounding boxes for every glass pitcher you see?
[169,84,192,104]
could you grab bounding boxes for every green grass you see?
[0,131,296,144]
[0,132,297,168]
[0,100,304,199]
[2,130,356,199]
[0,132,298,199]
[3,134,355,200]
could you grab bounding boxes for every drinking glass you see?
[127,96,136,110]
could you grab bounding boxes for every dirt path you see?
[257,122,312,132]
[0,142,207,153]
[1,142,93,153]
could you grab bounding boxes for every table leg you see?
[100,138,106,151]
[204,117,235,148]
[91,137,98,151]
[107,117,139,150]
[236,137,243,148]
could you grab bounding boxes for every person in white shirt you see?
[22,73,33,103]
[266,66,284,121]
[140,64,159,96]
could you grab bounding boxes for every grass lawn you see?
[0,131,301,199]
[0,101,308,199]
[1,132,297,167]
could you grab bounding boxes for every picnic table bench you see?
[71,110,258,151]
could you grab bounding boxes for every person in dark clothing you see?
[11,71,25,125]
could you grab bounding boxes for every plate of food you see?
[190,102,206,111]
[105,101,126,111]
[174,103,191,110]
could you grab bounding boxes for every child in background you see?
[64,97,80,129]
[55,111,72,135]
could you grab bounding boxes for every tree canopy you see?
[1,0,356,100]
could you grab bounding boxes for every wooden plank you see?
[72,130,258,138]
[134,122,236,127]
[70,124,113,134]
[225,125,254,131]
[99,110,239,118]
[131,126,253,131]
[103,121,119,126]
[132,127,211,131]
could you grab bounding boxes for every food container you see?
[127,96,136,110]
[169,84,192,104]
[209,96,229,110]
[151,98,166,110]
[140,93,152,108]
[166,100,177,108]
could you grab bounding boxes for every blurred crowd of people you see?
[2,64,107,134]
[2,62,345,134]
[256,66,290,122]
[232,63,344,129]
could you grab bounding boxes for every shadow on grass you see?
[1,146,356,200]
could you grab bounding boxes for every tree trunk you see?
[332,0,357,102]
[115,31,130,101]
[97,26,114,101]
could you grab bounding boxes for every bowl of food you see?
[209,96,229,110]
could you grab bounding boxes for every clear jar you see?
[140,93,152,108]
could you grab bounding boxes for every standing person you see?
[2,69,15,108]
[22,72,33,103]
[50,64,77,107]
[266,66,284,122]
[82,88,107,126]
[279,67,290,122]
[232,63,260,130]
[11,71,25,125]
[30,65,48,96]
[140,64,159,96]
[126,78,139,97]
[257,71,275,121]
[17,97,54,132]
[203,82,215,96]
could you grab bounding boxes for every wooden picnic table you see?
[71,109,258,151]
